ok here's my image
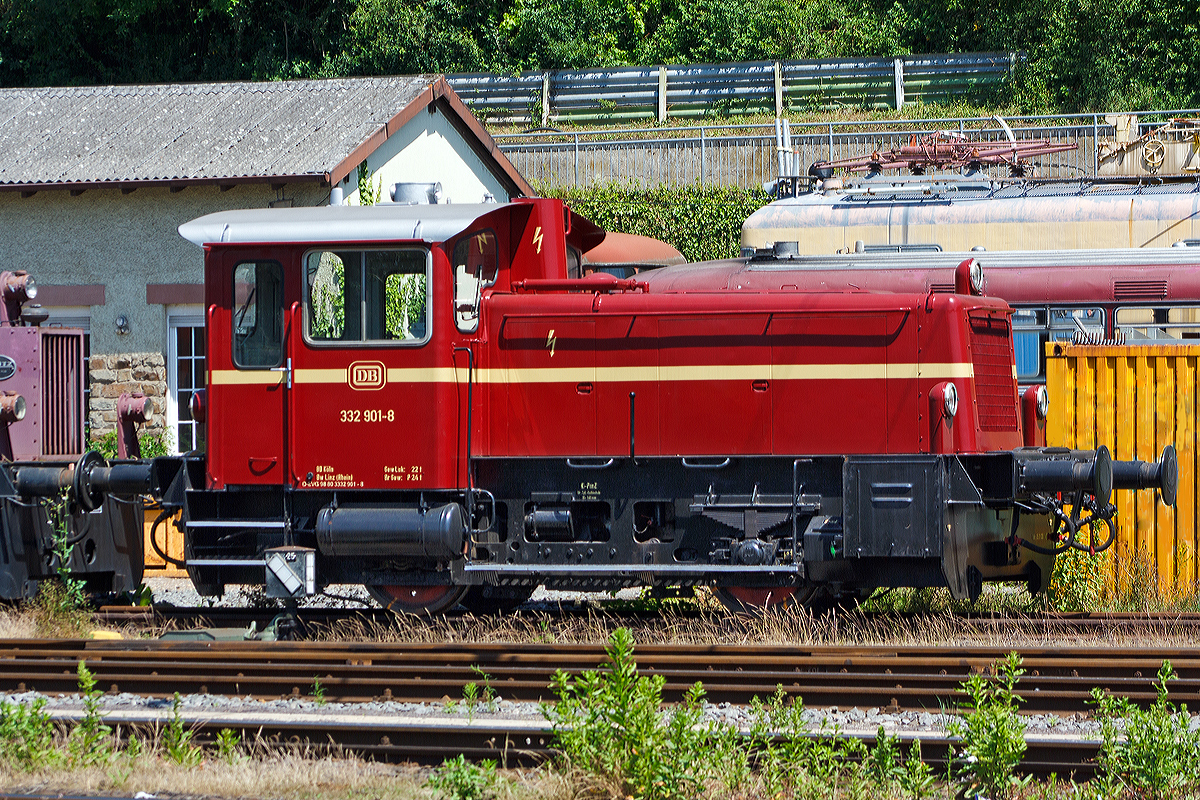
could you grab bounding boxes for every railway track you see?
[2,640,1197,714]
[41,705,1104,775]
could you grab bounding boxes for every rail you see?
[496,108,1200,188]
[4,640,1197,713]
[449,54,1019,125]
[36,707,1105,774]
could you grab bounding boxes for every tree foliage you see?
[547,183,771,263]
[1,0,1196,112]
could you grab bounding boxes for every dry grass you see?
[0,604,37,638]
[0,753,430,800]
[0,741,1111,800]
[0,734,577,800]
[308,585,1200,650]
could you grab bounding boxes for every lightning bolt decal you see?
[546,329,556,357]
[532,225,544,254]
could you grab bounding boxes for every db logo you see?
[348,361,386,391]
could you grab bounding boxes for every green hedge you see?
[541,184,772,264]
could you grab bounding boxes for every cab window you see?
[452,230,498,333]
[566,245,583,279]
[232,261,283,368]
[306,249,429,344]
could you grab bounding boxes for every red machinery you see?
[6,198,1176,612]
[0,271,145,599]
[810,130,1079,176]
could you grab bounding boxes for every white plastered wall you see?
[0,183,329,355]
[343,108,512,206]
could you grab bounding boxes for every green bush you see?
[3,0,1198,114]
[946,652,1031,799]
[0,696,59,771]
[68,660,114,768]
[91,429,174,459]
[426,754,501,800]
[1046,522,1108,612]
[542,184,771,263]
[1091,661,1200,799]
[162,693,202,767]
[543,627,713,800]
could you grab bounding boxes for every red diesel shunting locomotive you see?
[1,197,1176,612]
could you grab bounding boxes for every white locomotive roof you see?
[746,246,1200,272]
[179,203,499,247]
[742,176,1200,252]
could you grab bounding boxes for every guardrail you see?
[496,110,1200,189]
[448,53,1017,124]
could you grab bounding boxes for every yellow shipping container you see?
[1046,342,1197,597]
[143,506,187,577]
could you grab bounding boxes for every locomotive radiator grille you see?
[968,313,1018,432]
[41,331,85,456]
[1113,279,1168,301]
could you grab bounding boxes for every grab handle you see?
[682,457,732,470]
[566,458,616,469]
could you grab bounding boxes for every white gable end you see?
[349,111,511,206]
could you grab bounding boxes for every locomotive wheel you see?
[713,585,801,613]
[459,584,536,615]
[366,584,468,616]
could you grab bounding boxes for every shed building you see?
[0,76,532,452]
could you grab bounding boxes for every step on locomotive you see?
[2,198,1178,612]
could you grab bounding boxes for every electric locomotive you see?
[2,198,1176,613]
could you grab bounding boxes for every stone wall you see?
[88,352,167,439]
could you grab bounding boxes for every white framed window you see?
[167,306,205,454]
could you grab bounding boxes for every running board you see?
[463,563,799,575]
[187,520,288,528]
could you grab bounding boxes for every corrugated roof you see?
[0,77,437,187]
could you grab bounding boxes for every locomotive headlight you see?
[953,258,984,296]
[969,260,984,295]
[1,271,36,303]
[942,382,959,419]
[0,392,26,423]
[1034,384,1049,420]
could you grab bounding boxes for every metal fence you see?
[448,53,1016,124]
[497,110,1200,190]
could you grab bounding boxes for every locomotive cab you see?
[175,199,604,609]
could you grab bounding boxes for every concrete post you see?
[658,66,668,122]
[774,61,783,116]
[893,58,905,109]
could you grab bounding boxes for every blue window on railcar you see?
[1012,306,1105,383]
[1014,331,1041,379]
